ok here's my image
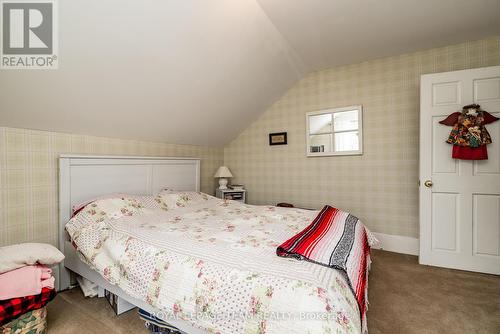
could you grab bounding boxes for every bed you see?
[58,155,371,334]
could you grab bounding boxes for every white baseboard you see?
[371,232,419,256]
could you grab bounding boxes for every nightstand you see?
[215,189,246,203]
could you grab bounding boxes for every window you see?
[306,105,363,156]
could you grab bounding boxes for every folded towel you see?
[0,266,55,300]
[0,243,64,274]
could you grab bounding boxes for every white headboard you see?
[58,155,200,286]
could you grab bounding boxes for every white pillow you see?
[0,243,64,274]
[71,193,132,217]
[156,189,212,210]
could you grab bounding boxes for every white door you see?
[420,66,500,275]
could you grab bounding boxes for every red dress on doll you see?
[439,104,499,160]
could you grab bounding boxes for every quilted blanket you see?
[66,191,372,333]
[277,205,373,326]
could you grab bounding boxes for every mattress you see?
[66,191,365,333]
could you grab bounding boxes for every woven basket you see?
[0,307,47,334]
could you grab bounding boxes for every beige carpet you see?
[47,250,500,333]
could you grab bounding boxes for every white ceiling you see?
[0,0,304,146]
[1,0,499,146]
[257,0,500,71]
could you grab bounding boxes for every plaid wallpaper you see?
[1,37,499,247]
[224,36,500,238]
[0,128,223,247]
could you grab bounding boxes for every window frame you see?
[305,105,363,157]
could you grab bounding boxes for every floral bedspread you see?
[66,191,364,334]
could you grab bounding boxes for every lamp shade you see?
[214,166,233,178]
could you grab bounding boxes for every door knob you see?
[424,180,433,188]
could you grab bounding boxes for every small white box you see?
[104,290,136,315]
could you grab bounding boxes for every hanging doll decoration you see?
[439,104,499,160]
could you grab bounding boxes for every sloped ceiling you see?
[0,0,304,146]
[1,0,499,146]
[257,0,500,71]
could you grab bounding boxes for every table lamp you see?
[214,166,233,190]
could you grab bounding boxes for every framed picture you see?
[269,132,287,145]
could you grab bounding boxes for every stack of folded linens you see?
[0,243,64,332]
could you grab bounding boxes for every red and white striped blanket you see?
[277,205,374,327]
